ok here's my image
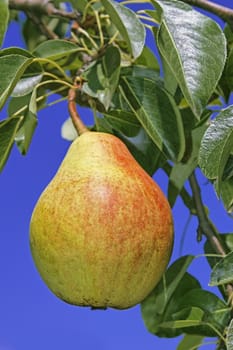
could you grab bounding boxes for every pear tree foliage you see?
[1,0,233,349]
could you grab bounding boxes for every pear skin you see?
[30,131,173,309]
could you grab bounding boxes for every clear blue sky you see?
[0,1,233,350]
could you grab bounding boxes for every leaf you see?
[210,251,233,287]
[160,307,204,329]
[101,0,145,59]
[141,255,198,338]
[217,178,233,213]
[134,46,160,71]
[11,74,43,97]
[227,318,233,350]
[168,116,208,207]
[0,55,34,110]
[199,106,233,194]
[14,90,38,154]
[61,117,78,141]
[68,0,88,12]
[177,334,204,350]
[152,0,226,117]
[0,116,23,172]
[82,46,121,110]
[120,76,185,161]
[0,0,9,47]
[33,40,82,69]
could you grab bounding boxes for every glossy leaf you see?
[217,178,233,213]
[0,55,34,110]
[12,74,43,97]
[210,251,233,287]
[101,0,145,59]
[82,46,121,110]
[199,106,233,193]
[0,0,9,47]
[120,76,185,161]
[0,116,23,172]
[152,0,226,117]
[227,319,233,350]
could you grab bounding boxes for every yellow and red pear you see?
[30,131,173,309]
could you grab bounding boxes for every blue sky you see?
[0,1,233,350]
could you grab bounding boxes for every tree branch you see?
[181,0,233,30]
[9,0,81,21]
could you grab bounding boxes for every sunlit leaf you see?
[12,75,43,97]
[199,106,233,193]
[177,334,204,350]
[152,0,226,117]
[101,0,145,59]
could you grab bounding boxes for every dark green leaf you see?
[69,0,88,12]
[168,116,208,207]
[199,106,233,194]
[101,0,145,59]
[210,251,233,286]
[120,76,185,161]
[0,116,23,172]
[0,55,34,110]
[0,0,9,47]
[82,46,121,110]
[152,0,226,117]
[141,255,197,338]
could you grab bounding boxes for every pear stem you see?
[68,80,89,135]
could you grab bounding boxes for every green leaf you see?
[68,0,88,12]
[227,318,233,350]
[0,0,9,47]
[82,46,121,110]
[10,90,38,155]
[11,74,43,97]
[210,251,233,287]
[0,116,23,172]
[160,307,204,329]
[101,0,145,59]
[217,178,233,213]
[32,40,82,69]
[199,106,233,193]
[120,76,185,161]
[134,46,160,71]
[0,55,34,110]
[141,255,197,338]
[177,334,204,350]
[168,115,208,207]
[152,0,226,117]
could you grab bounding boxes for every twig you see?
[68,79,89,135]
[181,0,233,30]
[9,0,81,21]
[25,10,58,39]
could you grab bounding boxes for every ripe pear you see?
[30,131,173,309]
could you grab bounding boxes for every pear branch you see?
[189,172,233,302]
[180,0,233,29]
[68,81,89,136]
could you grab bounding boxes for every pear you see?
[30,131,173,309]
